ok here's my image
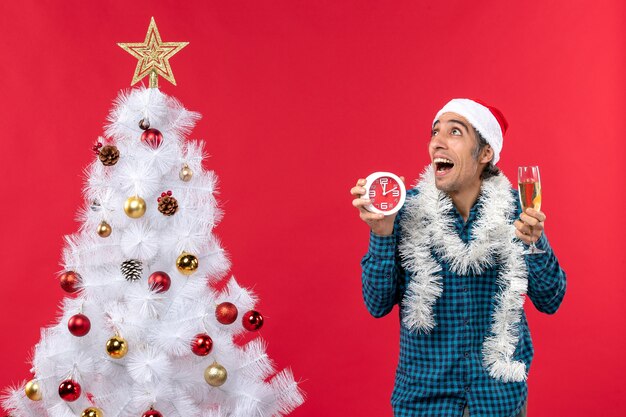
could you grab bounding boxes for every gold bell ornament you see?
[81,408,104,417]
[97,221,112,237]
[204,362,228,387]
[179,164,193,182]
[124,196,146,218]
[176,252,198,275]
[106,335,129,359]
[24,379,42,401]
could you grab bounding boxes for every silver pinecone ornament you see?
[121,259,143,282]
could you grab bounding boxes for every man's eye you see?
[451,128,461,135]
[431,130,438,136]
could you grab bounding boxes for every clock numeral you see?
[369,190,376,197]
[392,189,400,197]
[379,178,389,185]
[380,202,389,210]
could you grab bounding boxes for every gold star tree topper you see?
[118,17,188,88]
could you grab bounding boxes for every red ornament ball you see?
[191,333,213,356]
[142,409,162,417]
[59,271,81,293]
[215,302,238,325]
[141,128,163,148]
[58,379,81,401]
[148,271,171,293]
[242,310,264,331]
[68,314,91,337]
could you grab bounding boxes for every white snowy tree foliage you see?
[2,87,304,417]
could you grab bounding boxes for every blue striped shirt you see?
[361,187,567,417]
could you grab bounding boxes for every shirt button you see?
[462,287,468,292]
[465,386,471,392]
[464,351,469,358]
[464,319,469,326]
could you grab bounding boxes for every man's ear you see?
[480,145,494,164]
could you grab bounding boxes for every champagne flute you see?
[518,166,545,255]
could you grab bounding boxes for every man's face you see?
[428,112,486,193]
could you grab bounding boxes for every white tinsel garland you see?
[399,166,528,382]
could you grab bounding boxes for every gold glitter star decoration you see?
[118,17,189,88]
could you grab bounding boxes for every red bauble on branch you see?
[68,314,91,337]
[142,409,162,417]
[59,271,81,293]
[141,128,163,148]
[215,302,238,325]
[58,379,81,401]
[242,310,264,331]
[191,333,213,356]
[148,271,171,293]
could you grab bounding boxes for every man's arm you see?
[351,177,408,319]
[361,231,403,318]
[513,201,567,314]
[524,233,567,314]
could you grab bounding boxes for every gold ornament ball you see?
[106,336,128,359]
[179,164,193,182]
[81,408,103,417]
[204,362,228,387]
[176,252,199,275]
[124,196,147,218]
[97,221,112,237]
[25,379,42,401]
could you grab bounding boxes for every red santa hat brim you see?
[432,98,507,164]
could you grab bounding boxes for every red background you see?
[1,1,624,416]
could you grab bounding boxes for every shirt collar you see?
[451,192,484,226]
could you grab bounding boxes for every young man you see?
[350,99,566,417]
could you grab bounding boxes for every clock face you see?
[365,172,406,215]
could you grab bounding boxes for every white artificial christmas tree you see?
[2,18,303,417]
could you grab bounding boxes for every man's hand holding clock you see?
[351,172,406,237]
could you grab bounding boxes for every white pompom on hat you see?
[432,98,508,164]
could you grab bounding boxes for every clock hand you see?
[383,186,398,196]
[381,183,387,195]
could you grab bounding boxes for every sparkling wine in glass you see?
[518,166,545,254]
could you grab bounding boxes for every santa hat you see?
[432,98,508,164]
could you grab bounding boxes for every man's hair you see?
[473,130,501,180]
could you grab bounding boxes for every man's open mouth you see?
[434,157,454,174]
